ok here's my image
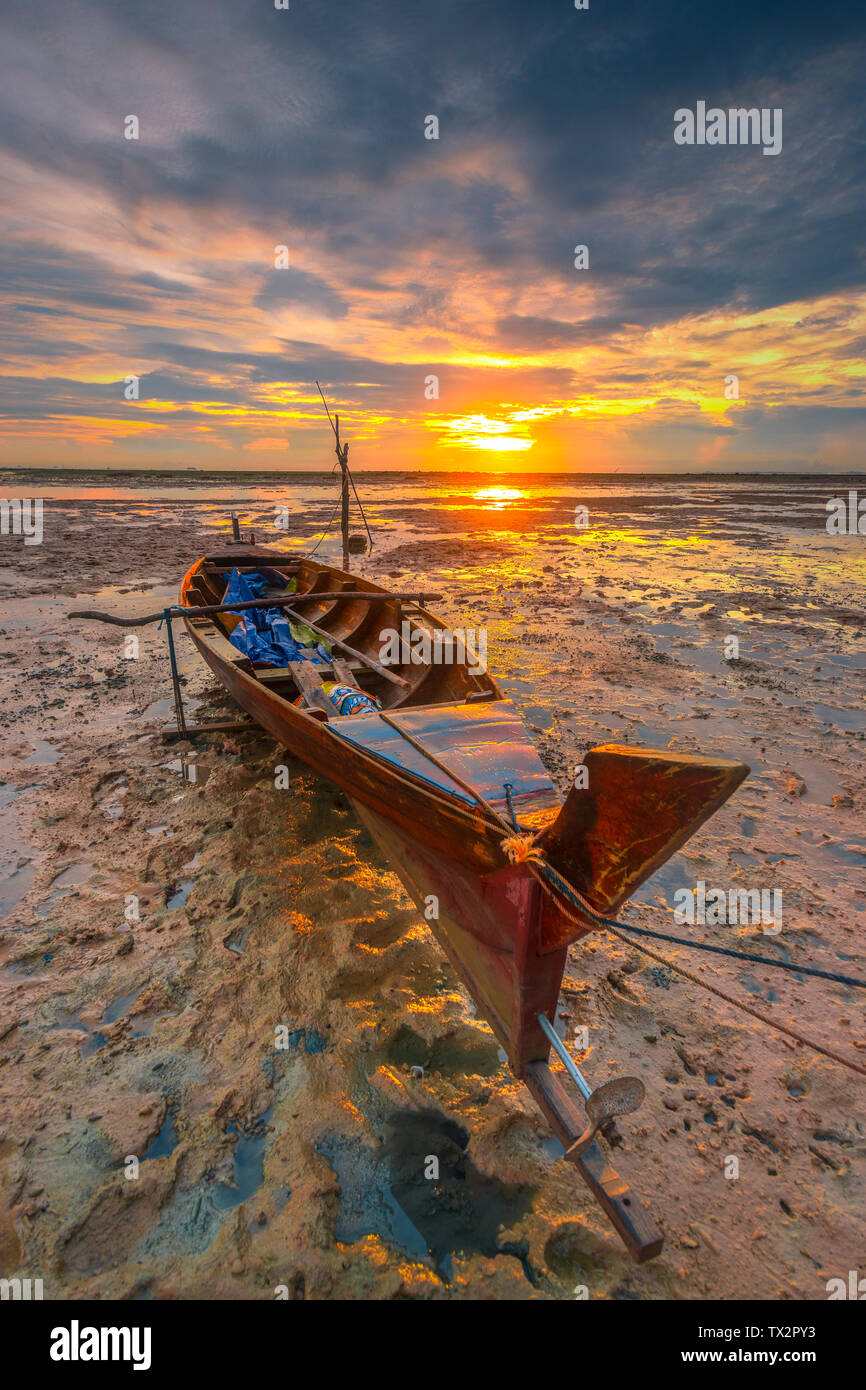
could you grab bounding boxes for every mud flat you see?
[0,478,863,1299]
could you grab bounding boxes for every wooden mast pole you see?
[335,412,350,571]
[316,382,353,571]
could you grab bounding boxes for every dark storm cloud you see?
[496,315,629,349]
[2,0,864,326]
[253,268,348,319]
[143,338,577,405]
[0,0,864,464]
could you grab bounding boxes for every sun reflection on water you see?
[471,487,526,509]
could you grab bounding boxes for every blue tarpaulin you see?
[223,569,331,667]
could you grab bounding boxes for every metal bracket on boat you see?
[537,1013,645,1155]
[159,608,257,741]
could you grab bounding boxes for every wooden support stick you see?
[160,719,259,740]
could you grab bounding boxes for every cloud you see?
[0,0,864,468]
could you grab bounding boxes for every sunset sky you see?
[0,0,864,472]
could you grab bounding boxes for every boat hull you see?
[175,544,749,1262]
[185,613,575,1069]
[350,800,663,1263]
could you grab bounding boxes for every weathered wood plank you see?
[288,660,333,716]
[330,657,356,685]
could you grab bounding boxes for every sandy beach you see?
[0,471,864,1300]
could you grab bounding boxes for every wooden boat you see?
[179,540,750,1261]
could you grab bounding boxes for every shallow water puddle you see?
[631,852,694,906]
[142,1107,180,1161]
[162,755,211,787]
[521,703,555,730]
[0,860,39,918]
[50,1010,106,1057]
[319,1131,429,1264]
[223,925,250,955]
[212,1110,272,1211]
[823,840,866,868]
[741,974,778,1004]
[318,1112,535,1282]
[759,758,842,807]
[0,784,40,918]
[541,1135,566,1160]
[813,703,864,734]
[50,985,145,1054]
[51,861,95,889]
[102,986,143,1023]
[140,696,174,722]
[21,739,61,766]
[3,949,54,976]
[36,861,96,918]
[132,1106,272,1260]
[130,1009,177,1039]
[166,880,195,911]
[142,694,201,724]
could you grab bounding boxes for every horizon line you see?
[2,466,865,479]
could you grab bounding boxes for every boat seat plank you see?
[330,657,356,685]
[288,660,333,716]
[195,623,253,670]
[330,700,556,808]
[255,658,363,685]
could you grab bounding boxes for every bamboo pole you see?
[336,412,350,572]
[71,591,442,626]
[73,597,411,688]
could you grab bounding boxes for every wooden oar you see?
[70,591,441,627]
[72,594,413,689]
[277,603,409,689]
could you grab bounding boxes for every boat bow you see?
[532,744,750,952]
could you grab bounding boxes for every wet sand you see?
[0,473,864,1299]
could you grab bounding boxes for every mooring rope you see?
[603,922,866,1080]
[308,492,341,556]
[535,857,866,991]
[534,854,866,1077]
[374,709,866,1076]
[346,464,374,552]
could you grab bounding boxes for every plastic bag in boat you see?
[223,569,330,666]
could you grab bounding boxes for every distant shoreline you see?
[2,466,864,481]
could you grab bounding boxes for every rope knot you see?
[500,832,545,866]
